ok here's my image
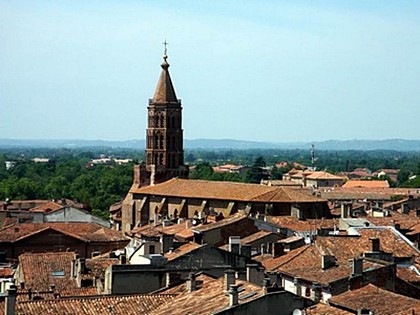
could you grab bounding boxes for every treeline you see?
[0,150,135,219]
[1,148,420,220]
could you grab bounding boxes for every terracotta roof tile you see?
[131,178,326,203]
[329,284,420,315]
[150,275,264,315]
[164,242,203,261]
[18,252,78,292]
[2,294,176,315]
[0,222,129,243]
[267,216,337,232]
[343,180,390,188]
[306,303,353,315]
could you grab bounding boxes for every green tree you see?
[246,156,267,183]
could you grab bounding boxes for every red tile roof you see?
[150,274,264,315]
[131,178,326,203]
[306,303,353,315]
[0,294,176,315]
[329,284,420,315]
[18,252,78,292]
[164,242,203,261]
[0,222,128,243]
[267,216,337,232]
[343,180,390,188]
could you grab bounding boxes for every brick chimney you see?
[5,284,17,315]
[224,269,236,291]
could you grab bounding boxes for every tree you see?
[246,156,268,183]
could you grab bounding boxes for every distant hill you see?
[0,138,420,151]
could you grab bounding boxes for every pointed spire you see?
[152,42,178,103]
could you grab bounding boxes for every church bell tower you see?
[132,46,188,187]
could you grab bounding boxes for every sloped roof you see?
[343,180,390,188]
[329,284,420,315]
[306,171,346,180]
[0,222,128,243]
[306,303,352,315]
[267,216,337,232]
[164,242,204,261]
[131,178,325,203]
[152,55,178,103]
[18,252,78,291]
[150,274,263,315]
[1,294,176,315]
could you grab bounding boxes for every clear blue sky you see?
[1,0,419,142]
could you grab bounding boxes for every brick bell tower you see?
[133,47,189,188]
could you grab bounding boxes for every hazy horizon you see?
[1,1,419,142]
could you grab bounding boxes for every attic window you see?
[51,270,65,277]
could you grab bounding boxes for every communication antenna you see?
[311,144,317,171]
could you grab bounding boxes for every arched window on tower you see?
[155,115,159,128]
[159,134,164,149]
[160,114,165,128]
[159,153,164,165]
[154,134,159,149]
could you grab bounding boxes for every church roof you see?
[131,178,326,203]
[152,55,178,103]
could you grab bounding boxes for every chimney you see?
[341,203,352,218]
[228,284,239,307]
[293,277,302,296]
[260,243,266,254]
[5,284,17,315]
[79,258,86,274]
[352,258,363,276]
[224,270,236,291]
[272,243,285,258]
[262,278,271,295]
[370,238,380,252]
[246,264,264,285]
[241,245,251,258]
[161,234,174,253]
[321,255,336,270]
[186,273,197,292]
[402,203,410,214]
[312,282,322,303]
[229,236,241,255]
[71,259,76,278]
[119,253,127,265]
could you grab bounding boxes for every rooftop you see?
[149,274,264,315]
[0,222,129,243]
[329,284,420,315]
[131,178,326,203]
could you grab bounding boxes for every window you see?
[51,270,65,277]
[149,245,155,254]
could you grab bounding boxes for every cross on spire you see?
[163,39,168,56]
